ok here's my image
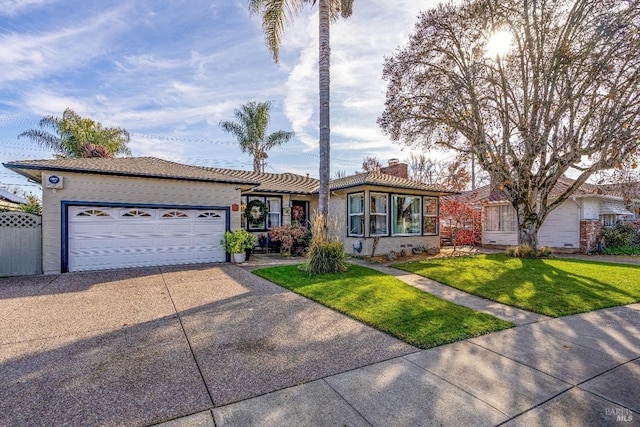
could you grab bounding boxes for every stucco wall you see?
[40,171,240,274]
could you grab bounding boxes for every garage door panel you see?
[68,206,227,272]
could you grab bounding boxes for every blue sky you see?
[0,0,448,193]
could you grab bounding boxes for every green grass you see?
[396,254,640,317]
[254,264,513,349]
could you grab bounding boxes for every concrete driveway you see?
[0,264,415,427]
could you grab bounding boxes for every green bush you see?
[604,245,640,255]
[221,229,255,254]
[601,222,640,249]
[304,240,346,274]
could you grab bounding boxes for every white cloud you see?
[0,0,53,16]
[281,0,442,160]
[1,0,451,184]
[0,6,130,85]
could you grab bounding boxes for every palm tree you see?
[18,108,131,158]
[220,101,294,173]
[248,0,354,217]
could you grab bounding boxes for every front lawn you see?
[396,254,640,317]
[254,264,513,349]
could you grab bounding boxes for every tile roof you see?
[206,168,319,194]
[596,181,640,199]
[3,157,258,185]
[329,172,454,194]
[451,176,637,205]
[3,157,455,196]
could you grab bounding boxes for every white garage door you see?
[67,206,226,272]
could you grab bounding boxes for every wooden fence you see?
[0,212,42,276]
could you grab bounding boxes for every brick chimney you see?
[380,158,408,179]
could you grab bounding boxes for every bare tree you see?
[360,156,382,173]
[379,0,640,250]
[333,169,348,178]
[408,154,472,192]
[408,153,438,184]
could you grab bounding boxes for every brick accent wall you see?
[580,220,602,254]
[380,163,408,179]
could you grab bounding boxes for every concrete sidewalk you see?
[179,304,640,427]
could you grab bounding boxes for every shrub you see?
[604,245,640,255]
[600,222,640,249]
[304,214,346,274]
[18,194,42,215]
[222,229,255,254]
[304,240,347,274]
[270,224,307,255]
[538,246,554,258]
[506,244,553,259]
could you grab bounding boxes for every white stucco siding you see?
[41,172,240,274]
[539,200,580,249]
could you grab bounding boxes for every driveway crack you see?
[160,270,216,407]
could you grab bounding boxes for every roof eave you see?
[2,163,259,186]
[328,181,455,195]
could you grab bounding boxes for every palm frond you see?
[265,130,295,149]
[17,129,63,152]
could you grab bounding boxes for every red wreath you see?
[292,205,305,221]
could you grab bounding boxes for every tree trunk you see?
[516,204,540,251]
[253,154,261,173]
[318,0,330,221]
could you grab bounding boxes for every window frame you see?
[391,194,422,236]
[369,192,389,236]
[242,195,282,231]
[423,196,439,235]
[347,192,365,237]
[485,205,517,232]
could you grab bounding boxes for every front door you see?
[291,201,308,227]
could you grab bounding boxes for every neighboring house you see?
[3,157,452,273]
[452,177,640,253]
[0,188,28,211]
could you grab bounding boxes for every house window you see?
[348,193,365,236]
[423,197,438,235]
[267,197,281,229]
[485,205,517,231]
[370,193,388,235]
[244,196,282,230]
[392,195,421,235]
[600,214,617,227]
